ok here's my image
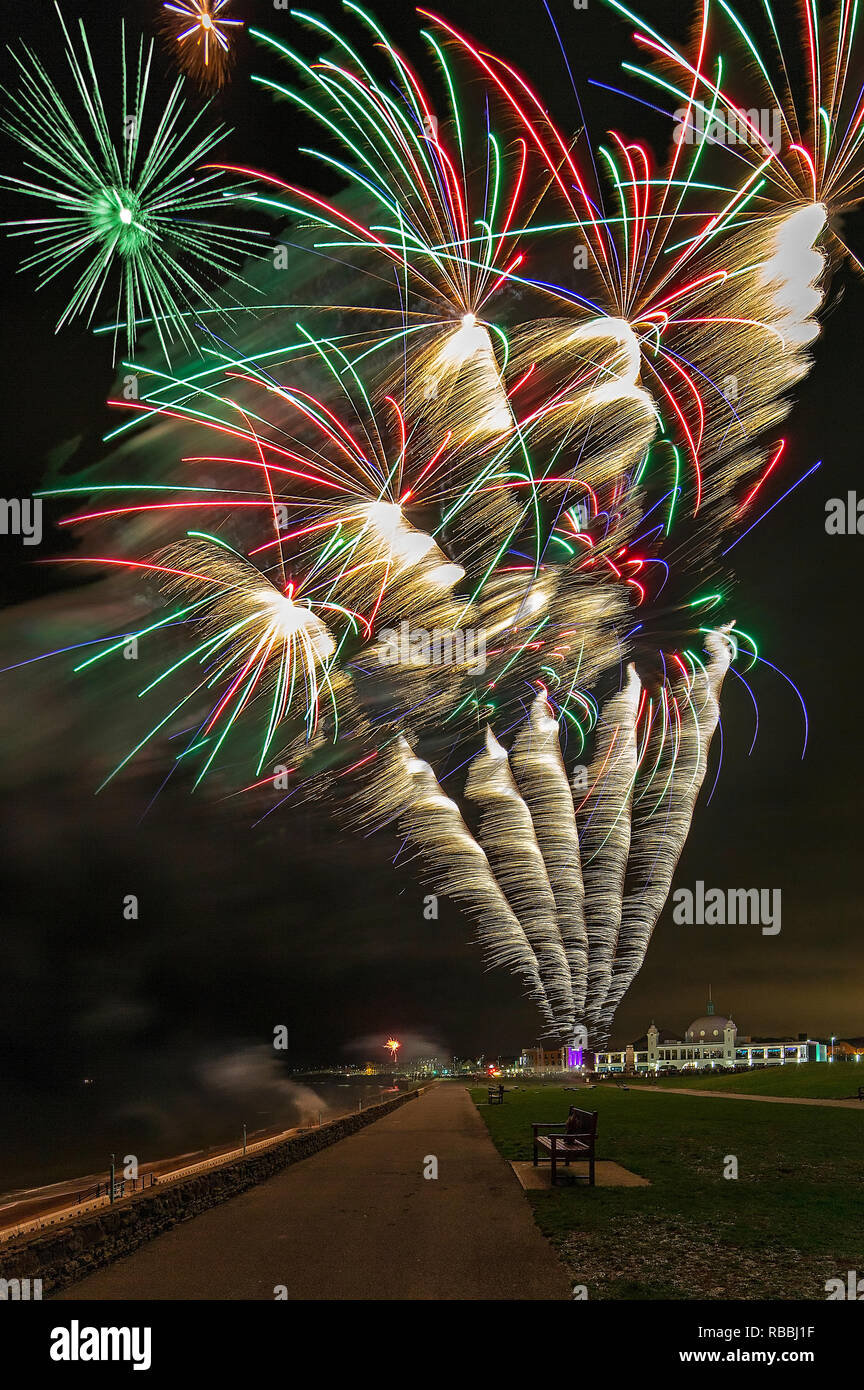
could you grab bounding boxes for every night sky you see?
[1,0,862,1180]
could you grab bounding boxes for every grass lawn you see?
[471,1085,864,1300]
[624,1062,864,1100]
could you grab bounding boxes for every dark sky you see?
[0,0,862,1178]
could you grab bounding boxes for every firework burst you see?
[161,1,244,91]
[23,2,831,1048]
[602,0,864,265]
[212,4,582,449]
[0,3,263,361]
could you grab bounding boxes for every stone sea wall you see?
[0,1086,427,1296]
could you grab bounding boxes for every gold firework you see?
[161,1,243,90]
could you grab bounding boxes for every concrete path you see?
[55,1085,571,1301]
[632,1085,864,1109]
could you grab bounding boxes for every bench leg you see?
[550,1148,557,1185]
[589,1155,595,1187]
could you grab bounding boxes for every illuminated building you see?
[594,997,828,1072]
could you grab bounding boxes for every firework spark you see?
[161,1,244,90]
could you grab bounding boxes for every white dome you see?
[686,1015,735,1041]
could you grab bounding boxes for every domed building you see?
[685,998,736,1045]
[593,991,828,1073]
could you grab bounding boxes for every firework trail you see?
[578,665,642,1039]
[465,729,574,1032]
[601,628,733,1037]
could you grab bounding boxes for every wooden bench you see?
[532,1106,598,1185]
[857,1086,864,1101]
[488,1084,504,1105]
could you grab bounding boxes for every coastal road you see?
[54,1084,572,1301]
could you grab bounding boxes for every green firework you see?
[0,2,265,361]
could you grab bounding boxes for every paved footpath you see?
[55,1085,571,1301]
[633,1086,864,1109]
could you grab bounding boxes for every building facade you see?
[520,1045,569,1071]
[594,1000,827,1073]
